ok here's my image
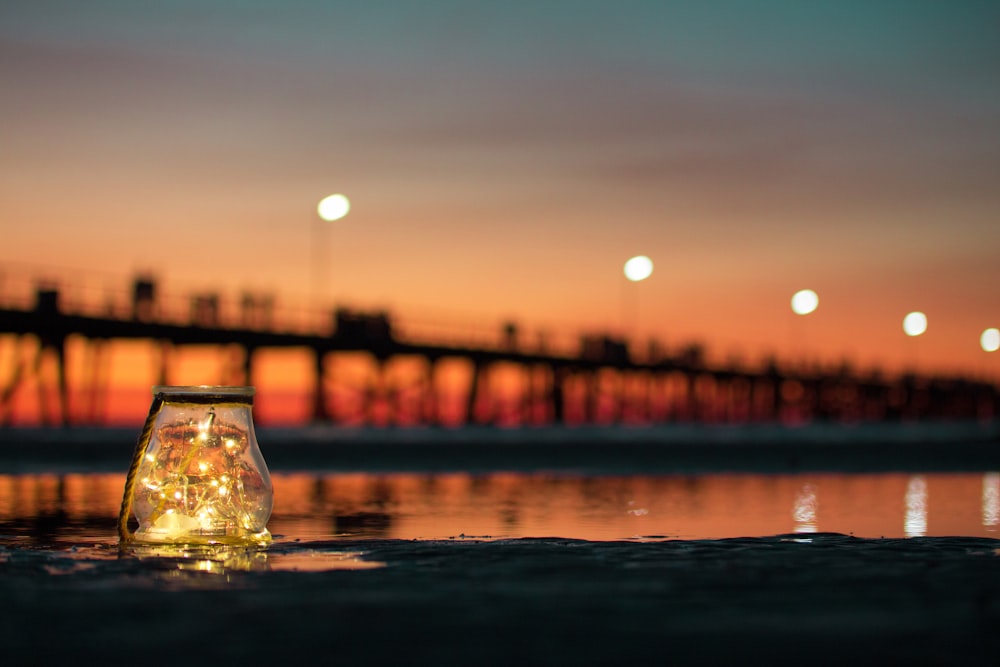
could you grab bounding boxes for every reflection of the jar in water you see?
[120,542,384,576]
[121,543,271,575]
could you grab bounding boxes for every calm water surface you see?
[1,470,997,543]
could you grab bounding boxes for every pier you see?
[0,268,996,426]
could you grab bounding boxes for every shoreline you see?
[1,420,997,474]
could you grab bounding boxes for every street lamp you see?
[982,327,1000,382]
[790,289,819,316]
[623,255,653,283]
[902,311,927,372]
[621,255,653,348]
[788,289,819,366]
[903,311,927,337]
[311,193,351,310]
[318,194,350,223]
[981,327,1000,353]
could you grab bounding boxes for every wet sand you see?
[1,534,999,664]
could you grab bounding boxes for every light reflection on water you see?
[904,475,929,537]
[118,542,385,573]
[1,470,998,543]
[792,482,818,534]
[983,472,1000,528]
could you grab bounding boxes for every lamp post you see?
[789,289,818,366]
[622,255,653,350]
[312,193,351,314]
[902,311,927,371]
[310,194,351,421]
[981,327,999,381]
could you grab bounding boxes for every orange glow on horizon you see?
[0,326,996,427]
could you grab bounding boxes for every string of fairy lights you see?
[128,397,272,546]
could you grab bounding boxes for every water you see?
[2,470,997,544]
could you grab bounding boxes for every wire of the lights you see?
[117,394,165,542]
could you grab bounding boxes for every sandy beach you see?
[1,534,998,665]
[1,422,999,665]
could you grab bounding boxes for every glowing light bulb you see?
[981,328,1000,353]
[790,289,819,316]
[623,255,653,282]
[903,311,928,337]
[317,193,351,222]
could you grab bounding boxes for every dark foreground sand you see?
[1,533,998,665]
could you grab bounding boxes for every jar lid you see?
[151,385,255,403]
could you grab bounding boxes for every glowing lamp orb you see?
[982,327,1000,353]
[902,311,928,337]
[790,289,819,316]
[317,194,351,222]
[623,255,654,282]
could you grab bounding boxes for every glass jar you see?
[120,386,273,546]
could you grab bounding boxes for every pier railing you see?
[0,267,997,426]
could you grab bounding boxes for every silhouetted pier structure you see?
[0,273,997,426]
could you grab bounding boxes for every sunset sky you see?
[3,1,1000,379]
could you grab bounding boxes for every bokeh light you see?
[902,311,928,337]
[317,194,351,222]
[790,289,819,316]
[623,255,653,282]
[981,328,1000,353]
